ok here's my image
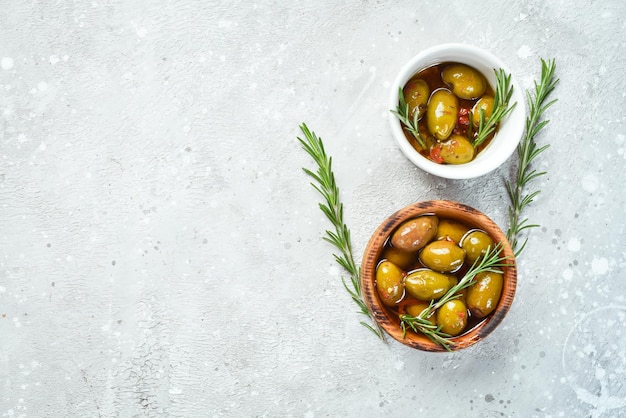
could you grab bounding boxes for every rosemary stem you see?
[298,123,386,341]
[506,59,558,255]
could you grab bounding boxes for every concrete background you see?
[1,1,625,417]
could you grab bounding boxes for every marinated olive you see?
[466,271,503,318]
[405,301,437,325]
[419,240,466,272]
[472,96,494,127]
[404,78,430,120]
[375,261,405,307]
[442,64,487,100]
[426,88,458,141]
[382,246,416,270]
[436,299,468,336]
[405,269,454,301]
[439,134,475,165]
[391,215,439,253]
[436,219,470,244]
[461,230,494,265]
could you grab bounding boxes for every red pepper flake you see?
[457,107,470,127]
[429,145,444,164]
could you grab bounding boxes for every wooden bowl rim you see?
[360,200,517,352]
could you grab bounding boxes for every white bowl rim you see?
[388,43,526,179]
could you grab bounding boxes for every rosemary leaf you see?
[390,87,427,149]
[474,69,517,148]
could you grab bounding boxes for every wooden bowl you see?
[361,200,517,352]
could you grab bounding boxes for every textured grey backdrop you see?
[1,1,625,417]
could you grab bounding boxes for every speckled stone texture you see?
[0,1,624,417]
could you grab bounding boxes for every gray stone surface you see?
[1,1,624,417]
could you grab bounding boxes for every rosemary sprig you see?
[390,87,427,149]
[297,123,386,340]
[506,59,558,256]
[474,68,517,148]
[400,243,512,351]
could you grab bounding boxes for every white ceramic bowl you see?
[388,44,526,179]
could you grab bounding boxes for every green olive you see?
[461,230,494,265]
[404,78,430,120]
[436,299,468,336]
[375,261,405,307]
[391,215,439,253]
[442,64,487,100]
[419,240,466,272]
[405,301,429,317]
[405,269,455,301]
[436,218,470,244]
[439,134,475,164]
[466,271,503,318]
[426,88,458,141]
[382,246,416,270]
[405,301,437,326]
[472,96,495,127]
